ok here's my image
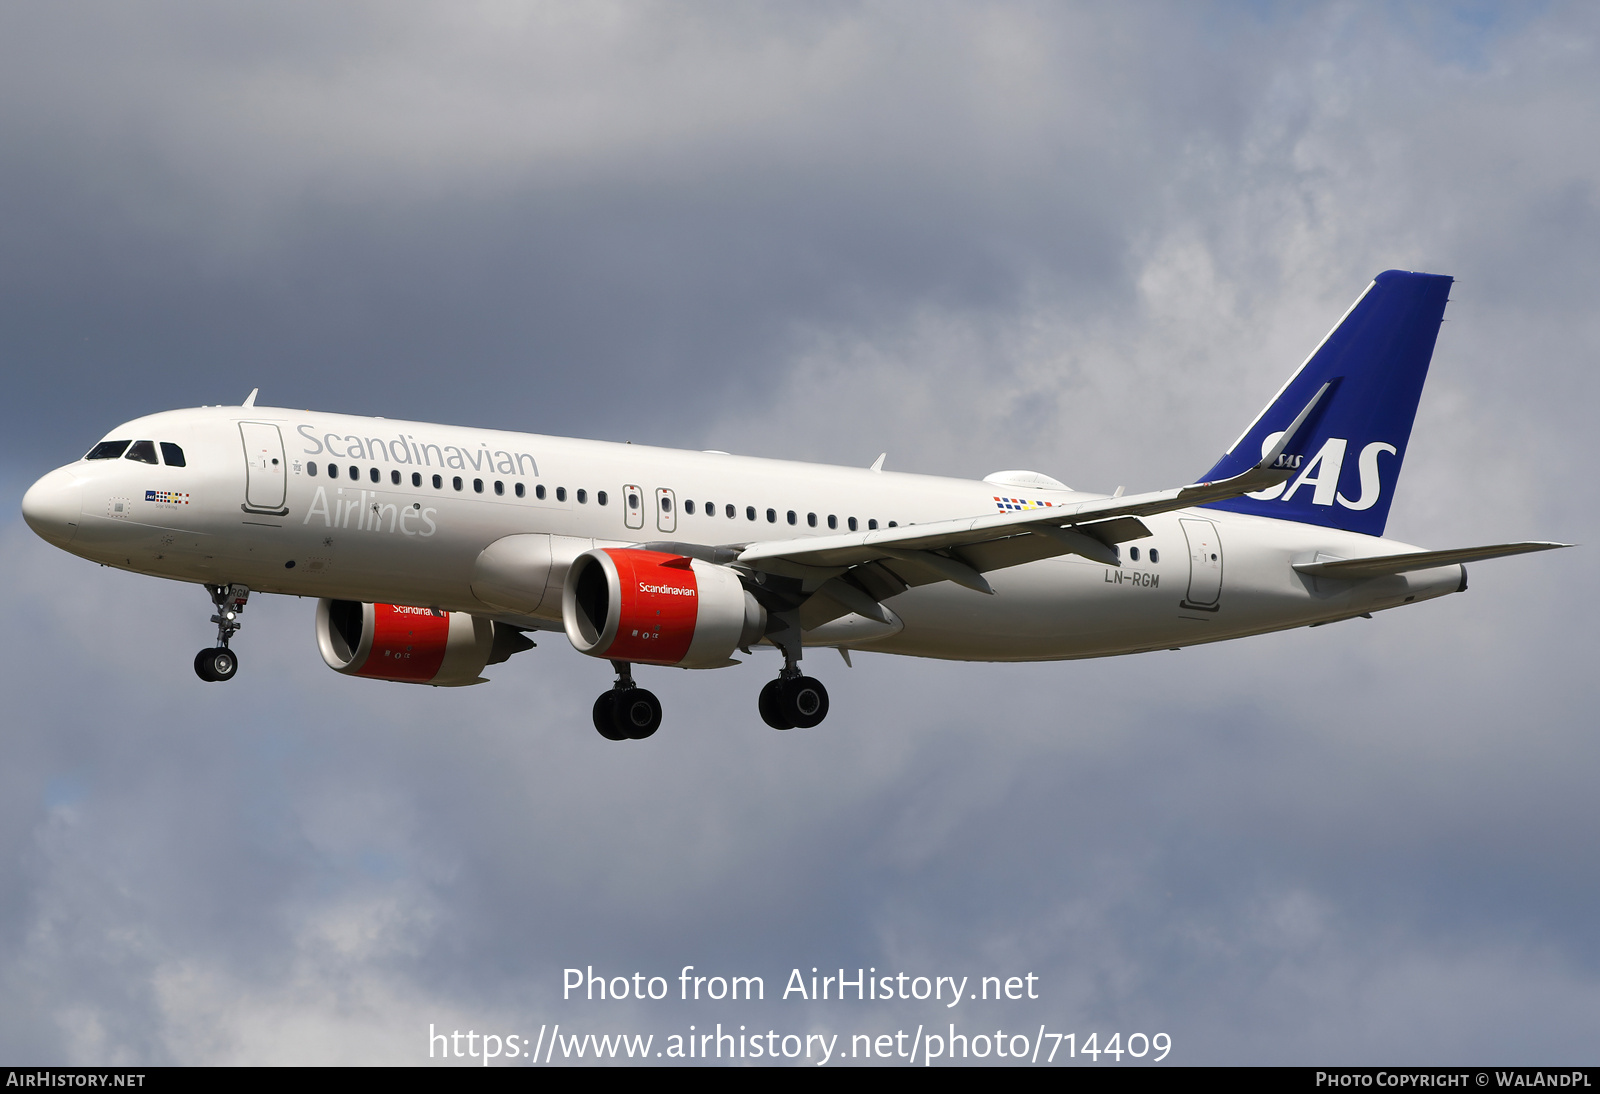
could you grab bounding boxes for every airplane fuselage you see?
[24,404,1464,664]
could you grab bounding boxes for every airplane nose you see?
[21,468,83,547]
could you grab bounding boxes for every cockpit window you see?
[85,440,130,460]
[125,440,159,464]
[160,442,186,467]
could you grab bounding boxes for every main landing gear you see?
[758,672,830,730]
[589,653,832,739]
[194,583,249,683]
[757,633,829,730]
[592,661,662,741]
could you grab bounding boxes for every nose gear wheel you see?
[194,647,238,682]
[194,583,249,683]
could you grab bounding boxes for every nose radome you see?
[21,468,83,547]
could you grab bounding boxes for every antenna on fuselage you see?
[869,453,886,472]
[242,388,259,407]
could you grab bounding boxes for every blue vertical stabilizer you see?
[1199,270,1453,537]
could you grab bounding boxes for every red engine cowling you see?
[316,599,506,686]
[562,548,766,668]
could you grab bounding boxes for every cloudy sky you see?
[2,0,1596,1066]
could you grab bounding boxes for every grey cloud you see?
[2,0,1597,1065]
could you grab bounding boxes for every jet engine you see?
[562,548,766,668]
[315,599,532,686]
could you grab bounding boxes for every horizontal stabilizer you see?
[1293,541,1571,579]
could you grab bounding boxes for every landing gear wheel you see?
[194,647,238,683]
[759,678,795,730]
[780,676,829,728]
[614,689,662,740]
[592,691,628,741]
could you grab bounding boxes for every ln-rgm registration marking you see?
[1104,569,1160,588]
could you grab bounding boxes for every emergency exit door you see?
[655,488,676,534]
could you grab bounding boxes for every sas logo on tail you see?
[1249,433,1397,511]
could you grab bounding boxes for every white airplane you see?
[21,271,1567,739]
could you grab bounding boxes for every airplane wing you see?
[736,464,1287,575]
[721,430,1313,629]
[1292,541,1572,579]
[635,386,1330,629]
[736,378,1328,582]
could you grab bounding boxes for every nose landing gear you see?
[592,661,662,741]
[194,583,249,682]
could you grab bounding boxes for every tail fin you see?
[1199,270,1453,536]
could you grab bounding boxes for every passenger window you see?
[868,519,878,530]
[1150,548,1160,564]
[807,513,817,527]
[828,515,837,530]
[1130,546,1140,561]
[160,442,186,467]
[473,478,484,493]
[556,487,566,502]
[494,481,504,496]
[786,510,796,525]
[125,440,159,464]
[85,440,131,460]
[307,462,319,477]
[577,488,587,503]
[370,467,380,484]
[597,491,607,506]
[660,495,671,512]
[848,517,858,531]
[888,521,897,528]
[515,483,525,498]
[453,476,463,491]
[766,508,777,523]
[726,504,736,518]
[348,466,358,481]
[746,506,756,521]
[627,492,639,509]
[391,470,401,485]
[432,474,443,489]
[536,485,547,500]
[412,472,422,487]
[684,500,695,515]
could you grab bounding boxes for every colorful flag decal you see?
[993,496,1056,512]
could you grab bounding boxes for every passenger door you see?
[239,422,288,513]
[1179,517,1223,611]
